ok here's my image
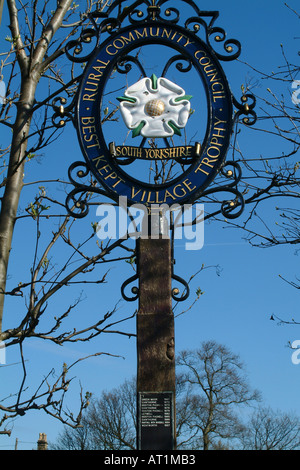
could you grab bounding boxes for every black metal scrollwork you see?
[207,28,241,62]
[120,237,191,303]
[116,55,147,77]
[52,95,77,128]
[161,54,193,77]
[157,6,180,24]
[201,161,245,220]
[121,274,139,302]
[171,273,190,302]
[65,21,100,63]
[65,162,115,218]
[233,94,257,126]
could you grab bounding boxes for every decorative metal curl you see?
[203,186,245,220]
[220,188,245,219]
[66,188,91,219]
[171,273,190,302]
[201,161,245,219]
[220,160,242,187]
[162,54,193,77]
[65,161,115,218]
[68,161,91,186]
[185,17,204,34]
[65,26,100,63]
[207,27,241,61]
[157,6,180,24]
[116,55,147,77]
[121,274,139,302]
[52,95,77,128]
[129,5,152,23]
[100,17,122,35]
[65,12,123,64]
[233,93,257,125]
[170,214,191,302]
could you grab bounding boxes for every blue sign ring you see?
[76,22,233,206]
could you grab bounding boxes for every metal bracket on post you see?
[170,213,190,303]
[121,209,191,304]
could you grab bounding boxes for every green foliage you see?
[196,287,204,298]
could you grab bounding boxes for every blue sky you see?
[1,0,300,450]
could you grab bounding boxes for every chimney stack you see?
[37,433,48,450]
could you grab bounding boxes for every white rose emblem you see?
[117,74,192,138]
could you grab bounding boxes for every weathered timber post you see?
[136,212,176,450]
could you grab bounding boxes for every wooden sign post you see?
[136,214,176,450]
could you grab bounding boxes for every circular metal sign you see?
[76,22,233,206]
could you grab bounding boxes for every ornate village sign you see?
[56,0,256,451]
[59,0,257,217]
[75,14,236,208]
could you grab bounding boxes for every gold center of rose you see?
[145,99,166,117]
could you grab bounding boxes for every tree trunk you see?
[0,76,36,333]
[203,399,214,450]
[203,430,210,450]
